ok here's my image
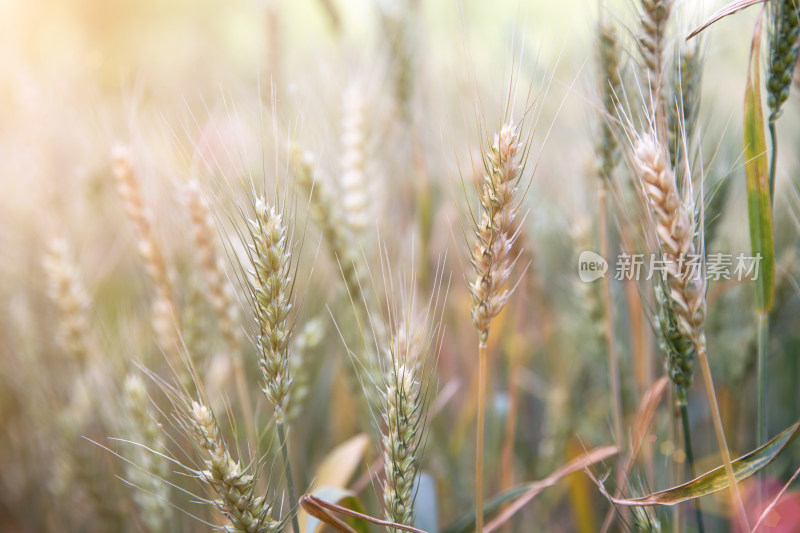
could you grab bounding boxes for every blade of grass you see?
[299,494,428,533]
[743,8,775,509]
[593,421,799,506]
[687,0,765,40]
[744,10,775,316]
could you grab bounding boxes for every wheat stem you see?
[277,420,299,533]
[678,399,703,533]
[598,185,624,450]
[695,340,749,531]
[756,310,769,506]
[475,335,488,533]
[768,120,778,203]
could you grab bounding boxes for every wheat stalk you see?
[470,121,524,533]
[247,199,293,419]
[381,361,421,530]
[379,0,415,121]
[292,149,367,312]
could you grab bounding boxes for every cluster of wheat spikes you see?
[4,1,800,532]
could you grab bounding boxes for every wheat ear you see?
[43,238,93,363]
[292,149,368,312]
[667,44,702,168]
[637,0,674,127]
[185,401,280,533]
[340,81,369,235]
[244,198,300,533]
[112,146,180,357]
[767,0,800,124]
[597,19,623,182]
[286,317,324,422]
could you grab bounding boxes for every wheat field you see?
[1,0,799,532]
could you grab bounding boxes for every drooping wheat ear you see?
[634,134,749,530]
[340,82,369,234]
[470,122,522,338]
[768,0,800,122]
[637,0,674,114]
[43,238,92,363]
[186,180,241,353]
[123,374,172,533]
[247,199,293,421]
[668,44,702,167]
[112,146,180,353]
[286,317,324,422]
[635,137,705,343]
[596,19,623,181]
[186,401,280,533]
